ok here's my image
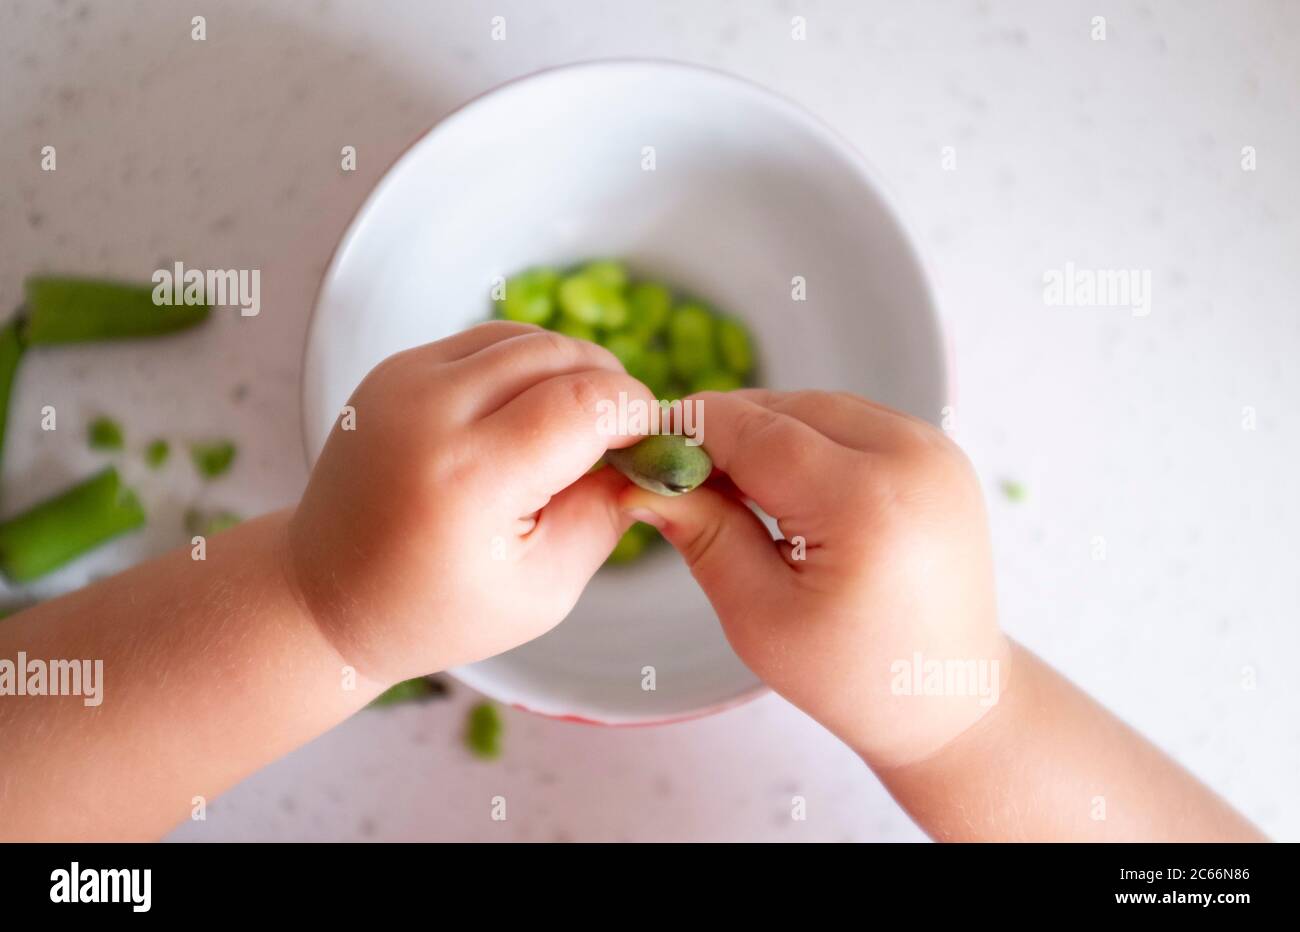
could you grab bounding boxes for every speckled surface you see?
[1,0,1296,841]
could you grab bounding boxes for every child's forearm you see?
[873,642,1266,841]
[0,509,385,840]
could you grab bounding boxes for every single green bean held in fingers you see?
[605,433,712,497]
[0,467,146,583]
[21,276,210,344]
[493,258,752,563]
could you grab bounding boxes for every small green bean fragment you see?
[145,439,170,469]
[465,701,504,759]
[0,467,145,583]
[183,508,242,537]
[22,276,210,344]
[88,416,124,451]
[371,675,450,707]
[605,433,712,497]
[606,522,658,565]
[1001,479,1028,503]
[191,440,237,479]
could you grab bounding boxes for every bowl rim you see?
[298,57,952,726]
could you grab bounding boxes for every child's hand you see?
[620,389,1009,768]
[288,322,653,685]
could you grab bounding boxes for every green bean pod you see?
[0,319,27,478]
[0,467,145,583]
[22,276,210,345]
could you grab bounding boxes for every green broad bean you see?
[558,274,628,328]
[716,317,755,376]
[555,317,598,342]
[606,522,657,565]
[602,332,645,371]
[668,303,717,380]
[605,433,712,497]
[626,282,672,339]
[581,260,629,290]
[690,370,743,393]
[629,349,672,399]
[497,267,559,325]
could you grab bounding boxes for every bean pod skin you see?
[0,467,145,583]
[22,276,210,344]
[605,433,712,497]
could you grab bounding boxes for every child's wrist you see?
[853,631,1016,772]
[869,637,1023,781]
[271,509,392,698]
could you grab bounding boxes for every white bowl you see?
[301,60,948,725]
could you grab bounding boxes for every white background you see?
[0,0,1295,841]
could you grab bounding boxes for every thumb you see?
[619,484,787,612]
[534,466,634,579]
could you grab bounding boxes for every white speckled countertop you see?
[1,0,1295,841]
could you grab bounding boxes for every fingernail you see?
[623,507,666,530]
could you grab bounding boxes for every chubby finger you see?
[430,320,547,361]
[728,388,918,453]
[476,368,657,512]
[451,329,628,420]
[687,392,852,518]
[383,321,545,373]
[619,483,787,615]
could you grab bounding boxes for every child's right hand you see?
[287,322,654,687]
[620,389,1010,768]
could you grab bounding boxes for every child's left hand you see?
[287,321,653,685]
